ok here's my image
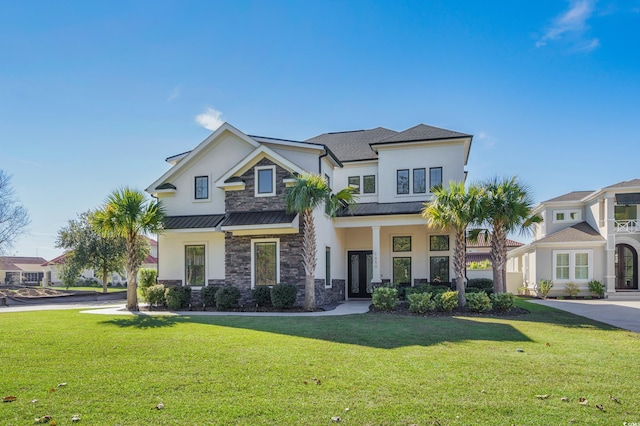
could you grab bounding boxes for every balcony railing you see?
[615,220,640,234]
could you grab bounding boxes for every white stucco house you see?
[507,179,640,299]
[146,122,472,304]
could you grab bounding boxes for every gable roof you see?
[467,233,523,248]
[536,222,605,244]
[305,127,397,162]
[543,191,593,203]
[0,256,48,271]
[605,179,640,189]
[373,124,471,144]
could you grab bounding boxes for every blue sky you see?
[1,0,639,259]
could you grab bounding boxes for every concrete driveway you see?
[530,299,640,333]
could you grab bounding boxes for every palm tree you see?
[285,173,357,311]
[473,176,542,294]
[92,187,165,310]
[422,182,482,308]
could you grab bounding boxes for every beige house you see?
[507,179,640,299]
[146,122,473,303]
[0,256,47,285]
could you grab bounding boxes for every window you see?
[185,245,205,286]
[393,257,412,285]
[430,167,442,191]
[255,166,275,196]
[253,239,279,286]
[393,236,411,252]
[325,173,331,190]
[325,247,331,288]
[553,250,592,281]
[194,176,208,200]
[397,169,409,194]
[553,209,581,222]
[363,175,376,194]
[430,256,449,282]
[430,235,450,251]
[615,205,637,221]
[413,168,426,193]
[348,176,360,193]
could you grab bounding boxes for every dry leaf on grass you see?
[155,403,164,410]
[535,394,550,399]
[596,404,605,411]
[609,395,620,403]
[71,415,81,422]
[331,416,341,422]
[2,396,17,402]
[561,397,570,402]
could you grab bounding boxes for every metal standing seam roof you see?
[535,222,605,244]
[163,214,226,230]
[221,211,297,227]
[338,201,426,217]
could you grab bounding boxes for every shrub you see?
[467,278,494,295]
[165,286,191,310]
[491,292,515,312]
[427,285,451,294]
[201,286,220,308]
[408,292,435,314]
[436,290,458,313]
[252,286,272,307]
[465,287,483,294]
[271,284,297,309]
[537,279,553,298]
[588,280,605,298]
[215,286,241,310]
[465,291,492,313]
[147,284,166,307]
[372,287,398,311]
[138,268,157,301]
[564,282,580,298]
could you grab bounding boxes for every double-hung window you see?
[553,250,592,281]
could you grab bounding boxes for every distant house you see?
[507,179,640,299]
[466,233,523,266]
[146,122,473,304]
[41,237,158,286]
[0,256,47,285]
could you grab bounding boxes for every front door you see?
[615,244,638,290]
[348,251,373,298]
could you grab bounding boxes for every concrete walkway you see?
[530,299,640,333]
[1,300,372,317]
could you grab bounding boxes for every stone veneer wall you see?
[225,158,291,213]
[158,279,182,287]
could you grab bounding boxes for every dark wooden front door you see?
[348,251,373,298]
[616,244,638,290]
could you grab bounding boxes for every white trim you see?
[255,165,276,197]
[251,238,280,289]
[552,209,582,223]
[552,249,593,282]
[325,245,332,289]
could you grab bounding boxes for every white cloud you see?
[195,107,224,131]
[536,0,598,50]
[167,85,182,102]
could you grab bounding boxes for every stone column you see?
[371,226,382,284]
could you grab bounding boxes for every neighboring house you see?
[42,237,158,286]
[146,122,472,304]
[507,179,640,299]
[0,256,47,285]
[466,234,523,285]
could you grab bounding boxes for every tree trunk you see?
[454,229,467,307]
[101,266,108,294]
[126,236,139,311]
[491,225,507,293]
[301,209,317,311]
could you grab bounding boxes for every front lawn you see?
[1,299,638,425]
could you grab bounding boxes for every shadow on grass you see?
[100,313,532,349]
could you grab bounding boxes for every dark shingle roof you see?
[373,124,471,144]
[305,127,397,162]
[543,191,593,203]
[221,211,297,227]
[163,215,225,230]
[155,183,176,190]
[536,222,605,244]
[467,234,523,248]
[338,201,425,217]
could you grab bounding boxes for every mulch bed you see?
[368,302,529,318]
[142,302,340,313]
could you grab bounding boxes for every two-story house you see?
[146,122,472,304]
[507,179,640,299]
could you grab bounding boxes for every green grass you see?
[1,299,639,425]
[56,286,126,293]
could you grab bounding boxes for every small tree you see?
[0,170,30,254]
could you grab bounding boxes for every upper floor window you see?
[255,166,276,197]
[348,176,360,193]
[363,175,376,194]
[553,209,581,223]
[325,173,331,190]
[194,176,209,200]
[430,235,450,251]
[397,169,409,194]
[413,168,426,193]
[615,205,637,221]
[430,167,442,191]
